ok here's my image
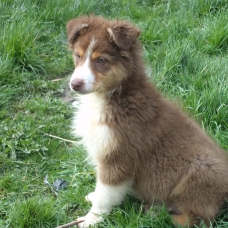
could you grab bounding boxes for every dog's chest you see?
[72,94,116,164]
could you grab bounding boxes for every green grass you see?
[0,0,228,227]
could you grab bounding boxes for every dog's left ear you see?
[107,21,141,50]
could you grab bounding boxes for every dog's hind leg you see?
[171,213,192,227]
[169,176,222,227]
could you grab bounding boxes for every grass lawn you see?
[1,0,228,227]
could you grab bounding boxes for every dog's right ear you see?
[66,17,89,44]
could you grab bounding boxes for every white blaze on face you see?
[70,38,97,93]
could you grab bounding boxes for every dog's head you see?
[67,15,141,94]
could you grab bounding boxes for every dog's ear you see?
[107,21,141,50]
[66,16,89,44]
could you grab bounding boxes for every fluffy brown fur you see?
[67,15,228,227]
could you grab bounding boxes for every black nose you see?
[71,78,84,91]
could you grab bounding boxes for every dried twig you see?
[55,219,84,228]
[50,78,64,82]
[70,172,95,186]
[44,133,79,144]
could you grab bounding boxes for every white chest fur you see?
[72,94,116,165]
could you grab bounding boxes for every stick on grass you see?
[44,133,79,144]
[55,220,84,228]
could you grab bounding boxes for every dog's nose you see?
[71,78,84,91]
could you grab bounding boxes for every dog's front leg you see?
[77,179,132,227]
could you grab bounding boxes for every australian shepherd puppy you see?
[66,15,228,227]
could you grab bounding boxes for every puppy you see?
[66,15,228,227]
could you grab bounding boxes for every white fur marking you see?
[85,192,95,203]
[70,38,97,93]
[85,37,96,58]
[72,93,116,165]
[77,180,132,227]
[70,59,95,93]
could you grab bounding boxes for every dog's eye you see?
[96,57,106,64]
[75,54,81,60]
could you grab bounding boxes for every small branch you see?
[55,219,84,228]
[44,133,79,144]
[50,78,64,82]
[70,172,95,186]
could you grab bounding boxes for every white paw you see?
[85,192,95,203]
[77,212,103,228]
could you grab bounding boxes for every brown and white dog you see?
[66,15,228,227]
